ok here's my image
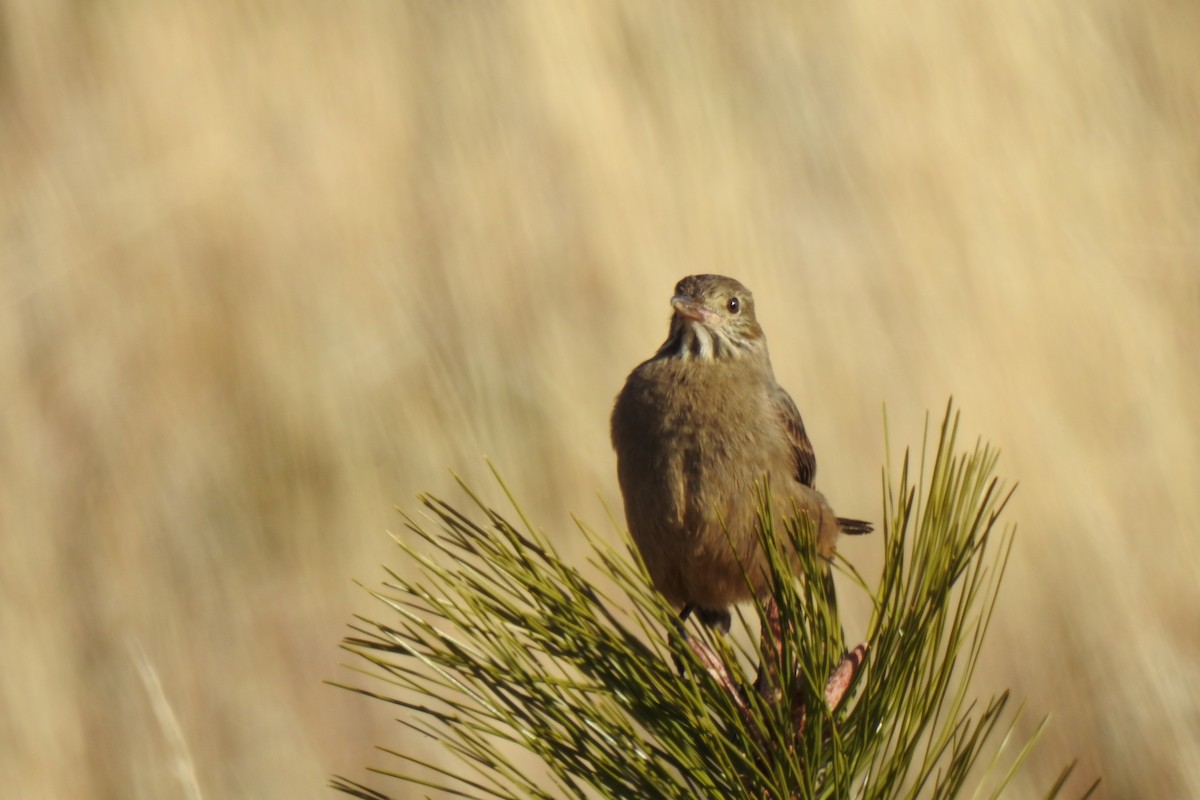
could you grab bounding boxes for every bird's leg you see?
[675,606,751,718]
[754,596,785,701]
[748,591,868,737]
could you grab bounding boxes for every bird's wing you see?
[770,385,817,487]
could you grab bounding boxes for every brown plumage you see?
[611,274,870,630]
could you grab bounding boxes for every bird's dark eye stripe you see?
[727,297,740,313]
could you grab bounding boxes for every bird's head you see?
[658,274,766,361]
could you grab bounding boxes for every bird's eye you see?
[727,297,740,314]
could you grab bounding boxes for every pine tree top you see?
[332,401,1095,800]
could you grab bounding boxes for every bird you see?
[610,274,871,635]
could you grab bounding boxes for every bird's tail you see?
[837,517,873,535]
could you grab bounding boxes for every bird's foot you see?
[691,637,752,718]
[676,607,751,717]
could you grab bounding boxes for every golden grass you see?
[2,2,1197,797]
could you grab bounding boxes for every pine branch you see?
[331,401,1089,799]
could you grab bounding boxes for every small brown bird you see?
[611,274,870,633]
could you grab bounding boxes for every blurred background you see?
[2,1,1197,797]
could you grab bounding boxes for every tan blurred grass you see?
[2,2,1197,797]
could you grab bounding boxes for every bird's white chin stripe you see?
[674,322,743,361]
[655,320,754,361]
[691,325,713,359]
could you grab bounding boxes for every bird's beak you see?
[671,294,714,324]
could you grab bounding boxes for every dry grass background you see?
[1,1,1197,797]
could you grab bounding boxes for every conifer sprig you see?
[332,402,1088,799]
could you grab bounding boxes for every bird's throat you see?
[656,319,749,362]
